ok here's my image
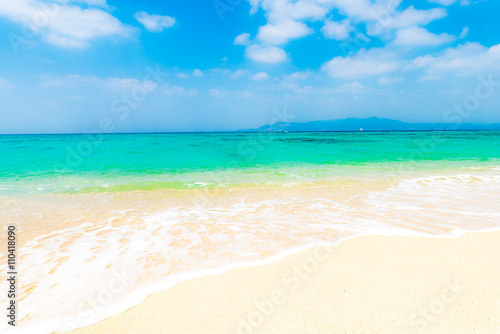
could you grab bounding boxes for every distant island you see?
[238,117,500,132]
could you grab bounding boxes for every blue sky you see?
[0,0,499,133]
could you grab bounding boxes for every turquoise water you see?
[1,131,500,193]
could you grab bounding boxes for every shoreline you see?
[60,228,500,334]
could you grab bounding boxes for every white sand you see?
[66,230,500,333]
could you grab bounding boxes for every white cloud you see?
[322,19,353,40]
[235,30,290,64]
[393,26,455,47]
[0,0,129,48]
[246,44,288,63]
[48,7,128,46]
[193,69,203,77]
[410,42,500,79]
[40,74,157,92]
[93,77,148,91]
[281,81,371,96]
[376,6,447,30]
[246,0,330,46]
[234,33,251,45]
[57,0,109,7]
[252,72,270,81]
[278,71,312,92]
[256,0,329,22]
[257,19,311,44]
[134,11,175,32]
[283,71,312,81]
[279,81,311,93]
[231,70,249,79]
[242,0,450,67]
[459,26,469,39]
[248,0,261,14]
[322,50,400,78]
[177,73,189,79]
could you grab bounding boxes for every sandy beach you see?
[65,230,500,334]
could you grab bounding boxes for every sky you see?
[0,0,500,133]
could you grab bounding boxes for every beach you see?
[66,229,500,334]
[1,131,500,333]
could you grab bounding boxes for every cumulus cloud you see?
[234,32,288,63]
[231,70,249,79]
[279,71,312,92]
[363,5,447,37]
[283,71,312,81]
[251,72,270,81]
[393,26,455,47]
[240,0,450,65]
[234,33,251,46]
[257,19,312,44]
[246,44,288,63]
[0,0,129,48]
[193,69,203,77]
[246,0,331,48]
[322,50,400,78]
[322,19,353,40]
[410,42,500,79]
[134,11,175,32]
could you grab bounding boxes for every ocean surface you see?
[1,131,500,333]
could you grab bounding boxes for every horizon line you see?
[2,128,500,136]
